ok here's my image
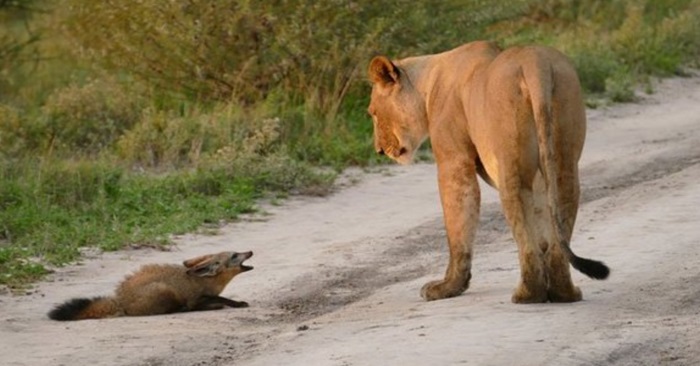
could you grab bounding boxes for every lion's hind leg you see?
[499,175,549,304]
[544,244,582,302]
[533,174,583,303]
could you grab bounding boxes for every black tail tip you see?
[571,257,610,280]
[48,298,92,321]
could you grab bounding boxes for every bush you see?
[42,77,142,154]
[568,44,625,94]
[117,108,200,168]
[0,104,23,156]
[116,103,275,168]
[55,0,536,167]
[62,1,530,113]
[0,1,42,99]
[491,0,700,100]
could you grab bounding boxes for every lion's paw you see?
[511,283,548,304]
[420,278,469,301]
[547,285,582,303]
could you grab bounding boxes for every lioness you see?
[367,41,609,303]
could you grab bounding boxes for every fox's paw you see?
[231,300,249,308]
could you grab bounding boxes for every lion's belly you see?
[472,114,540,191]
[477,152,500,189]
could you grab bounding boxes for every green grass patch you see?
[0,157,332,288]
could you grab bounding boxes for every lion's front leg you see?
[421,157,480,301]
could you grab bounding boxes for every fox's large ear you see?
[368,56,401,86]
[183,254,213,268]
[186,258,221,277]
[184,254,218,277]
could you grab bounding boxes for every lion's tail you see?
[48,296,122,321]
[526,51,609,280]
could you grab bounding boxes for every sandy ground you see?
[2,74,700,366]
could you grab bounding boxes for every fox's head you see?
[183,251,254,279]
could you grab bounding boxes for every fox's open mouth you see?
[240,251,254,271]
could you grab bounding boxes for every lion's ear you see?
[369,56,401,86]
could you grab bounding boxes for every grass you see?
[2,0,700,288]
[0,157,332,287]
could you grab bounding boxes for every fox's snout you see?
[235,251,254,272]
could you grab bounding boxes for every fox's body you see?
[48,251,253,321]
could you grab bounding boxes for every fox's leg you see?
[191,295,249,311]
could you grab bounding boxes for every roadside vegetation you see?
[2,0,699,288]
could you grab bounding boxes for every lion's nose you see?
[376,148,385,155]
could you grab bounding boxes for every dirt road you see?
[2,75,699,366]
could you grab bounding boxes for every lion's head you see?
[367,56,429,165]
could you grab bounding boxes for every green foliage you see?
[116,107,211,168]
[0,103,25,155]
[42,77,143,153]
[61,0,527,113]
[493,0,700,102]
[0,2,41,101]
[569,47,625,94]
[0,155,331,287]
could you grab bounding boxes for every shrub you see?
[61,1,530,113]
[117,103,250,168]
[491,0,700,100]
[42,77,142,154]
[0,2,42,99]
[198,116,331,192]
[0,104,23,156]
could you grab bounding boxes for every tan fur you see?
[48,251,253,320]
[368,41,608,304]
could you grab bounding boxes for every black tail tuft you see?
[570,256,610,280]
[48,298,93,321]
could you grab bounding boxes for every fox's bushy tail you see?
[48,297,121,321]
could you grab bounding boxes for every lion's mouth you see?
[391,146,414,165]
[381,146,407,159]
